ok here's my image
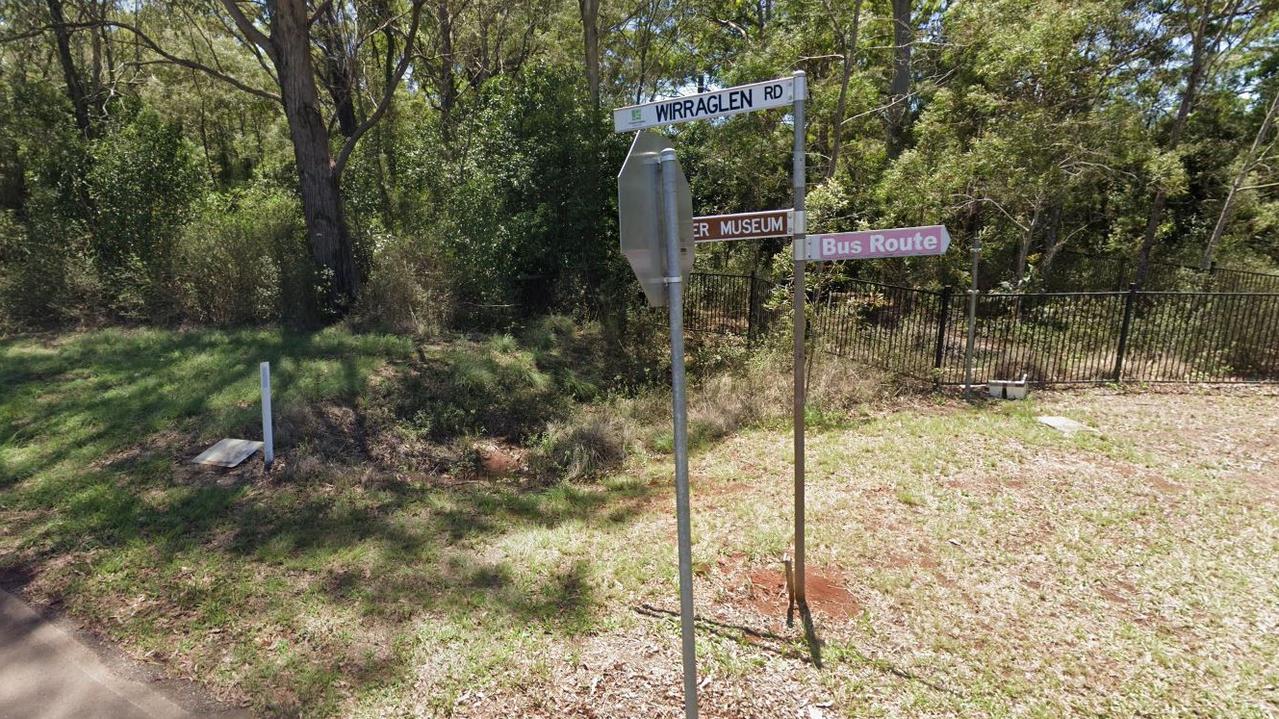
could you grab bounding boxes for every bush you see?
[89,111,205,321]
[531,409,636,481]
[173,186,311,325]
[391,336,571,440]
[349,231,450,336]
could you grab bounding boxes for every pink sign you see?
[804,225,951,261]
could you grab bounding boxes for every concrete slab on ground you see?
[1037,415,1099,435]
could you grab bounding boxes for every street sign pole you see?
[660,148,699,719]
[790,70,807,607]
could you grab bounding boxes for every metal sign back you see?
[618,131,693,306]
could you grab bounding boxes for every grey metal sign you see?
[618,131,693,306]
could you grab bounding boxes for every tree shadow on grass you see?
[0,328,397,491]
[0,327,664,712]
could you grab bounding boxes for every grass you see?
[2,327,1277,717]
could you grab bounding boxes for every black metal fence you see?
[687,272,1279,384]
[685,272,770,343]
[1052,250,1279,293]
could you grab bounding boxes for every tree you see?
[886,0,912,158]
[823,0,863,178]
[1133,0,1250,286]
[42,0,427,316]
[1201,87,1279,269]
[579,0,600,109]
[214,0,424,316]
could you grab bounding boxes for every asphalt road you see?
[0,588,247,719]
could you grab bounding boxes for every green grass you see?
[2,329,1277,717]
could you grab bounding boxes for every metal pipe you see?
[790,70,808,606]
[659,147,698,719]
[963,237,981,397]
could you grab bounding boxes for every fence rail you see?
[686,272,1279,384]
[1052,250,1279,293]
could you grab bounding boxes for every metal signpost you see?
[789,76,808,606]
[615,76,809,712]
[616,131,697,718]
[614,72,949,715]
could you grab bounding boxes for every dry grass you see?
[379,386,1279,718]
[4,328,1276,717]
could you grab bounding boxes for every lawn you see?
[2,328,1277,717]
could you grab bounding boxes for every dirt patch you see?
[720,562,861,621]
[473,442,525,476]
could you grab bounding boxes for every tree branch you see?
[218,0,273,56]
[334,0,425,177]
[19,19,280,103]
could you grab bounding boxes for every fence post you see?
[933,286,953,387]
[747,270,759,346]
[1113,283,1138,382]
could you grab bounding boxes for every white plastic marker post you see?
[659,148,699,719]
[790,70,808,607]
[260,361,274,470]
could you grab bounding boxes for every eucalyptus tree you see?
[21,0,429,316]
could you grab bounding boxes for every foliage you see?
[0,0,1277,332]
[441,64,630,317]
[174,185,311,325]
[88,110,206,321]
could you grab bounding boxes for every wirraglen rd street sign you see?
[803,225,951,261]
[613,76,804,132]
[693,209,793,243]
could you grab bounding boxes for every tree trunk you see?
[886,0,912,159]
[271,0,359,314]
[826,0,863,179]
[46,0,94,138]
[1037,206,1064,284]
[434,0,458,138]
[579,0,601,109]
[1135,1,1240,285]
[1201,88,1279,269]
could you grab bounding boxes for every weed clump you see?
[532,410,637,481]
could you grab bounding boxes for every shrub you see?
[531,409,636,481]
[349,231,450,336]
[391,336,571,440]
[89,111,205,321]
[173,186,311,325]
